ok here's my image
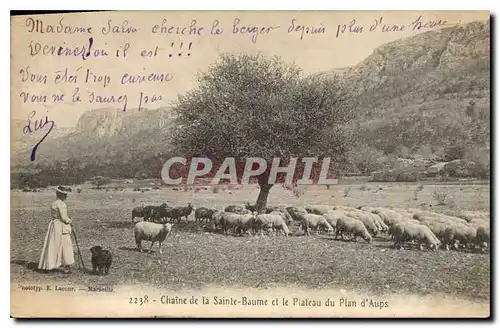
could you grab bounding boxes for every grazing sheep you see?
[211,210,224,230]
[388,207,415,216]
[131,206,145,222]
[322,210,348,231]
[476,226,490,252]
[220,213,241,235]
[333,205,359,212]
[134,221,173,254]
[372,208,407,227]
[265,205,284,213]
[147,203,169,223]
[469,218,489,229]
[286,206,308,222]
[235,213,257,236]
[413,211,467,225]
[253,214,274,236]
[422,221,449,241]
[305,205,335,215]
[298,213,334,236]
[345,210,380,236]
[195,207,217,223]
[267,213,291,237]
[335,217,372,243]
[225,205,246,214]
[357,208,389,232]
[169,203,195,223]
[267,208,293,225]
[141,205,158,221]
[442,226,477,250]
[458,211,490,223]
[391,221,440,250]
[245,202,258,212]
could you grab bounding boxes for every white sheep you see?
[335,216,372,243]
[458,211,490,223]
[370,208,406,227]
[391,221,440,250]
[363,211,389,232]
[254,213,276,236]
[134,221,173,254]
[299,213,334,236]
[345,210,380,236]
[266,213,291,237]
[266,206,293,224]
[235,213,257,236]
[305,205,335,215]
[285,206,308,222]
[322,210,348,231]
[269,210,293,225]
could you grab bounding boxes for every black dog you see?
[89,246,112,275]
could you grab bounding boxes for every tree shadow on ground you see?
[317,236,357,243]
[11,259,39,271]
[372,243,396,250]
[96,221,133,229]
[118,246,160,254]
[118,246,142,253]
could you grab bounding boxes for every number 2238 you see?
[129,295,149,306]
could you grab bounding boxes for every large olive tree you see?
[172,53,355,212]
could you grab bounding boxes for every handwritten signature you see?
[22,110,54,161]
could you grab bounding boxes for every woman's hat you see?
[56,186,70,194]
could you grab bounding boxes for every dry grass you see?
[10,181,490,302]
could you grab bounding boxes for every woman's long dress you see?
[38,199,75,270]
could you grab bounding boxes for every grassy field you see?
[10,181,490,302]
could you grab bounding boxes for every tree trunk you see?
[256,183,273,214]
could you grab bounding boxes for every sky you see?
[11,10,489,127]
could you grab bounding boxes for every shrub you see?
[212,185,221,194]
[395,169,420,182]
[433,188,450,205]
[443,144,466,161]
[464,146,490,178]
[344,186,352,197]
[370,168,423,182]
[349,145,385,175]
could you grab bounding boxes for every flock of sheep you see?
[129,201,491,254]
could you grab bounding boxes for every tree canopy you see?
[172,53,355,163]
[173,53,356,211]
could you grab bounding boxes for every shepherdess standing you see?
[38,186,75,273]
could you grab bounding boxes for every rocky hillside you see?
[11,20,490,184]
[338,20,490,175]
[11,119,74,156]
[75,107,173,138]
[11,107,175,167]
